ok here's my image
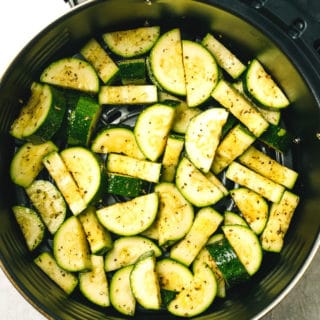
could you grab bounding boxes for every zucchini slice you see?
[80,38,119,84]
[170,207,223,266]
[212,80,269,137]
[96,193,159,236]
[53,216,91,272]
[91,126,145,159]
[98,85,158,105]
[67,95,102,147]
[222,225,263,276]
[78,206,113,255]
[167,263,217,317]
[25,180,66,234]
[79,255,110,307]
[110,265,136,316]
[106,153,162,183]
[260,191,299,252]
[103,26,160,58]
[60,146,102,205]
[104,236,162,272]
[134,103,176,161]
[239,146,298,189]
[224,211,248,227]
[185,108,228,172]
[154,182,194,246]
[12,205,45,251]
[130,251,162,310]
[226,161,285,203]
[149,28,186,96]
[156,258,193,292]
[244,59,290,109]
[40,57,99,93]
[202,33,246,79]
[118,58,146,85]
[176,157,225,207]
[182,40,219,107]
[10,82,66,142]
[10,140,58,188]
[230,187,268,235]
[206,237,250,287]
[34,252,78,295]
[211,124,256,174]
[42,151,87,216]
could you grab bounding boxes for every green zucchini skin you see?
[118,58,146,85]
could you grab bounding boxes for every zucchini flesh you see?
[104,236,162,272]
[224,211,248,227]
[80,38,119,84]
[34,252,78,295]
[185,108,228,172]
[40,57,99,93]
[244,59,290,109]
[12,205,45,251]
[103,26,160,58]
[79,255,110,307]
[260,191,299,252]
[25,180,66,234]
[96,193,159,236]
[170,207,223,266]
[10,141,58,188]
[182,40,219,107]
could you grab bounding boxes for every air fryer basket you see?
[0,0,319,319]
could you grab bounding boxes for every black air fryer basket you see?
[0,0,319,319]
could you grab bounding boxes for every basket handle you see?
[64,0,89,7]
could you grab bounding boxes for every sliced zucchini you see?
[106,153,161,183]
[34,252,78,295]
[25,180,66,234]
[67,95,102,147]
[260,191,300,252]
[230,187,268,235]
[206,237,250,287]
[40,57,99,93]
[202,33,246,79]
[149,28,186,96]
[134,103,175,161]
[154,182,194,246]
[225,161,285,203]
[212,80,269,137]
[211,124,256,174]
[53,216,91,272]
[244,59,290,109]
[222,225,263,276]
[176,157,225,207]
[107,173,150,198]
[224,211,248,227]
[103,26,160,58]
[239,146,298,189]
[156,258,193,292]
[60,146,102,205]
[185,108,228,172]
[99,85,158,105]
[10,82,66,142]
[91,126,145,159]
[96,193,159,236]
[130,251,161,310]
[205,171,229,197]
[182,40,219,107]
[110,265,136,316]
[79,255,110,307]
[170,207,223,266]
[118,58,146,85]
[167,263,217,317]
[10,140,58,188]
[12,205,45,251]
[42,151,87,215]
[104,236,161,272]
[161,134,184,182]
[78,206,113,255]
[80,38,119,84]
